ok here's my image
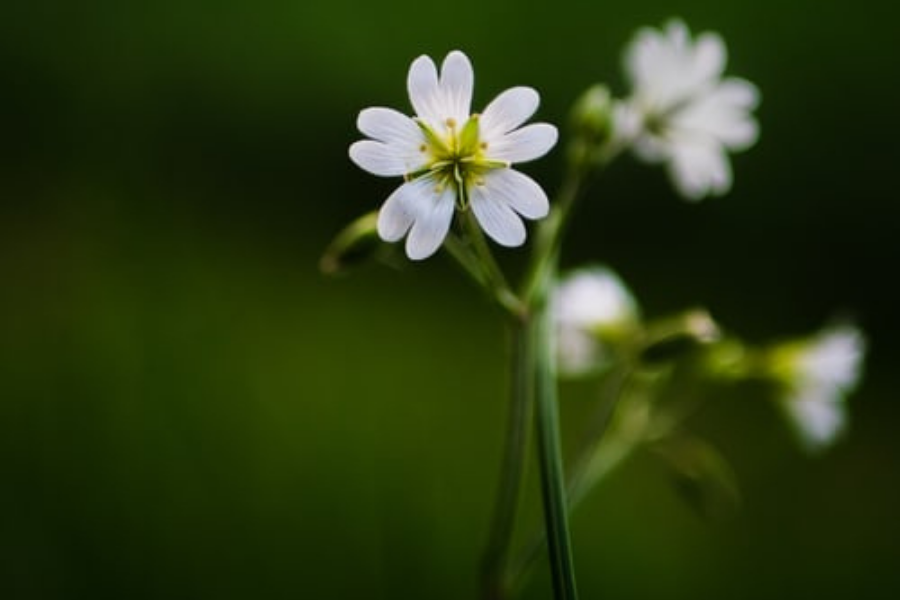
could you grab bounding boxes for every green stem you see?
[522,164,589,304]
[443,230,524,317]
[481,316,534,600]
[461,211,526,317]
[507,359,638,594]
[509,429,635,594]
[531,276,579,600]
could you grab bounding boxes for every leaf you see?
[653,435,741,521]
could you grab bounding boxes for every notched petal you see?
[480,87,540,138]
[349,140,408,177]
[487,123,558,163]
[470,187,527,247]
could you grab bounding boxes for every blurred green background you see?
[2,0,899,598]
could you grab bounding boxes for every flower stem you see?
[461,211,526,317]
[531,281,579,600]
[508,429,636,594]
[522,164,588,304]
[481,315,534,600]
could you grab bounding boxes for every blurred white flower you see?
[619,19,760,200]
[349,50,557,260]
[774,324,867,452]
[551,266,640,376]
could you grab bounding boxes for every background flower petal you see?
[689,32,727,88]
[668,140,732,200]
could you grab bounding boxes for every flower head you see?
[551,266,640,376]
[618,19,760,200]
[349,51,558,260]
[770,324,867,452]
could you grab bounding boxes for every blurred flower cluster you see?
[552,266,865,490]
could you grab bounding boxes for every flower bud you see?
[639,309,721,364]
[568,85,614,166]
[319,211,381,275]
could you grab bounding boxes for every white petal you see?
[783,387,847,452]
[480,169,549,219]
[668,139,732,200]
[480,87,540,139]
[486,123,558,163]
[357,107,423,146]
[439,50,474,124]
[672,79,760,150]
[407,54,443,126]
[349,140,408,177]
[798,326,866,391]
[717,78,760,110]
[664,19,690,51]
[377,179,427,241]
[405,183,456,260]
[624,28,665,89]
[689,32,726,87]
[557,329,601,376]
[470,184,527,247]
[377,177,456,259]
[553,266,639,329]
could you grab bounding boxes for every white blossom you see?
[776,325,866,452]
[551,266,640,376]
[619,19,760,200]
[349,51,557,260]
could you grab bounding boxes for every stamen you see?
[446,118,457,129]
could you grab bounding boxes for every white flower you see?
[619,19,760,200]
[551,266,640,376]
[775,325,867,452]
[349,50,558,260]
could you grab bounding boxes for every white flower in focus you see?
[775,325,867,452]
[552,266,640,376]
[349,51,558,260]
[620,19,760,200]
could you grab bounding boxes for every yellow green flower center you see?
[406,115,509,209]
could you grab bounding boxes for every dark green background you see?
[2,1,898,599]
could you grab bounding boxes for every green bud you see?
[319,211,381,275]
[571,84,613,139]
[640,308,721,364]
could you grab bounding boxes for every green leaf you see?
[653,435,741,521]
